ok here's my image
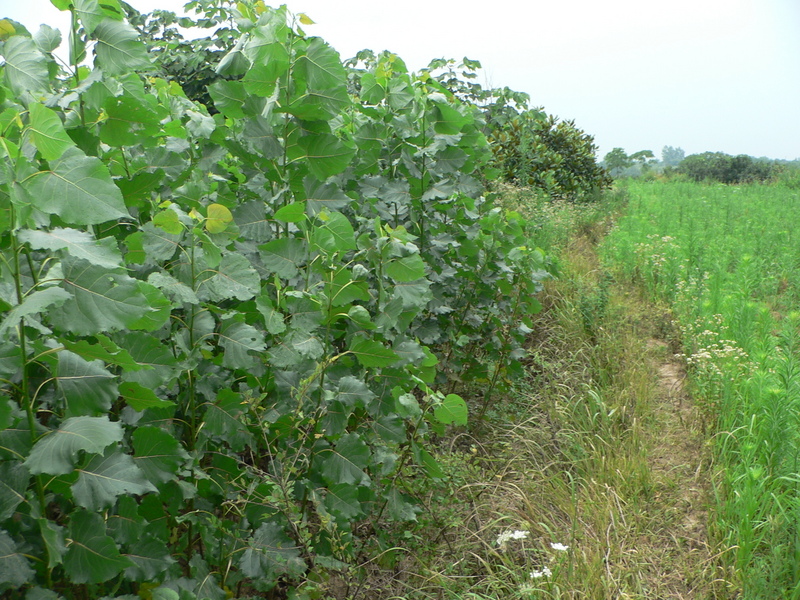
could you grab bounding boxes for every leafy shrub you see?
[0,1,552,597]
[678,152,776,184]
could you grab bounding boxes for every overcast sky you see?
[4,0,799,160]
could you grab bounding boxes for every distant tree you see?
[679,152,776,183]
[603,147,632,176]
[661,145,685,167]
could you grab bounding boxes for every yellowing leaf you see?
[298,12,315,25]
[206,203,233,233]
[0,19,16,40]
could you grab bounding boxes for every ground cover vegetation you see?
[603,179,800,598]
[0,1,615,599]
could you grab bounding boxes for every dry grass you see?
[328,199,718,600]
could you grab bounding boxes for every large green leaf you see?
[62,334,143,372]
[19,228,124,269]
[57,349,118,417]
[64,510,132,584]
[323,483,362,520]
[317,432,371,486]
[0,530,34,591]
[118,331,179,389]
[218,315,266,370]
[119,382,174,411]
[93,18,151,75]
[386,254,426,282]
[75,0,124,34]
[23,147,129,225]
[24,416,123,475]
[311,211,356,254]
[196,252,260,302]
[53,257,153,335]
[100,95,165,146]
[433,393,468,426]
[2,35,49,96]
[0,287,71,336]
[28,103,76,160]
[349,337,399,368]
[0,462,28,521]
[72,448,156,510]
[38,518,67,569]
[290,134,355,180]
[132,426,189,484]
[124,536,174,580]
[201,390,253,452]
[258,238,306,279]
[238,522,304,581]
[208,80,247,119]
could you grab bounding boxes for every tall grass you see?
[602,180,800,597]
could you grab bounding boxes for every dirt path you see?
[640,339,713,598]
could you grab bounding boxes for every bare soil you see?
[640,338,713,598]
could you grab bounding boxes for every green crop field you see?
[603,179,800,597]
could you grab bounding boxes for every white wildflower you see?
[530,566,552,578]
[495,529,529,548]
[550,542,569,551]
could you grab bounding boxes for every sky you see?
[3,0,799,161]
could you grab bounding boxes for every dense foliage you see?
[488,108,612,201]
[0,2,551,597]
[678,151,776,183]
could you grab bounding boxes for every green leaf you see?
[72,448,156,510]
[62,334,142,372]
[34,24,63,53]
[28,103,76,161]
[132,426,189,484]
[305,179,350,214]
[2,35,49,96]
[124,536,174,580]
[201,390,254,452]
[291,134,355,180]
[311,211,356,253]
[349,338,399,368]
[385,488,419,521]
[0,530,34,590]
[25,416,122,476]
[433,393,468,426]
[386,254,426,282]
[324,483,362,520]
[119,381,174,411]
[53,256,154,335]
[258,238,307,279]
[127,281,171,332]
[38,518,67,569]
[273,201,306,223]
[147,271,199,305]
[197,252,261,301]
[0,287,71,336]
[58,350,118,417]
[19,227,124,269]
[93,18,151,75]
[152,209,182,234]
[100,95,164,146]
[326,269,369,307]
[0,462,28,521]
[218,315,266,370]
[318,433,371,486]
[208,80,247,119]
[239,522,304,581]
[64,510,132,584]
[75,0,124,34]
[118,331,179,389]
[255,296,286,334]
[23,147,129,225]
